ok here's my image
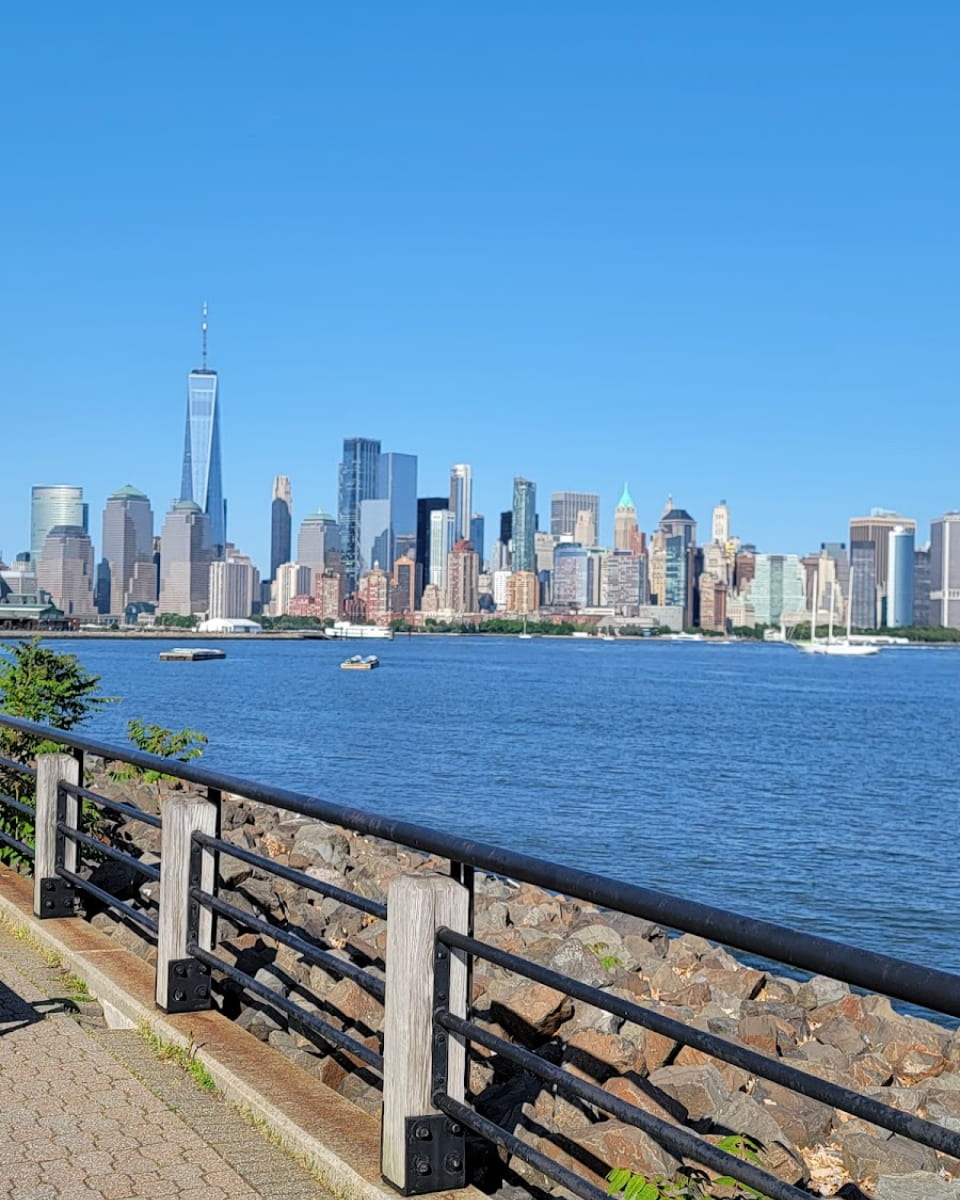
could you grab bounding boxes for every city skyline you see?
[2,7,957,574]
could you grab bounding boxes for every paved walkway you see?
[0,921,331,1200]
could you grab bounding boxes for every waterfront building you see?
[661,507,696,621]
[358,566,390,624]
[734,551,756,593]
[700,542,728,590]
[209,551,259,620]
[849,541,877,629]
[158,500,214,616]
[552,542,588,609]
[37,526,95,616]
[391,554,416,614]
[848,510,917,626]
[297,508,340,575]
[913,545,931,626]
[98,485,155,614]
[512,478,536,574]
[886,526,915,628]
[338,437,381,592]
[586,547,605,607]
[506,570,538,614]
[316,568,344,622]
[180,308,226,557]
[736,554,806,627]
[270,562,312,616]
[711,501,730,546]
[446,540,480,614]
[613,484,638,553]
[600,552,644,615]
[698,572,728,632]
[469,514,485,566]
[31,485,86,566]
[930,512,960,628]
[420,583,442,615]
[648,538,666,606]
[492,569,510,609]
[415,497,448,606]
[270,476,292,583]
[550,492,599,539]
[428,510,456,594]
[448,464,472,542]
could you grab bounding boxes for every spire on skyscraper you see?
[201,302,208,370]
[617,482,635,510]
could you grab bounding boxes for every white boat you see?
[795,566,879,656]
[665,632,703,642]
[323,621,394,640]
[518,616,533,640]
[159,647,227,662]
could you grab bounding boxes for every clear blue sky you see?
[2,2,957,569]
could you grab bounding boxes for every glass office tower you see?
[180,369,226,557]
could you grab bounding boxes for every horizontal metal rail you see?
[0,754,36,778]
[187,943,384,1072]
[194,832,387,920]
[438,1013,816,1200]
[61,781,162,829]
[58,823,160,882]
[57,867,159,936]
[440,929,960,1160]
[436,1094,607,1200]
[0,830,34,859]
[192,888,385,1001]
[0,793,36,817]
[2,715,955,1017]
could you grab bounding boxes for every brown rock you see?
[564,1031,641,1082]
[537,1119,681,1189]
[710,1093,808,1183]
[492,981,575,1045]
[647,1063,728,1123]
[737,1014,779,1057]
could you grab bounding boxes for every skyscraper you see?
[613,484,638,553]
[158,500,214,616]
[297,509,340,575]
[469,514,485,565]
[449,464,472,543]
[270,476,292,582]
[37,526,95,616]
[338,437,381,591]
[552,543,588,608]
[368,451,417,573]
[711,502,730,545]
[180,306,226,557]
[886,526,915,628]
[551,492,599,539]
[99,485,155,615]
[848,510,917,625]
[930,513,960,629]
[512,478,536,574]
[31,486,86,565]
[849,541,877,629]
[661,506,696,618]
[415,497,448,607]
[429,510,456,593]
[209,552,259,620]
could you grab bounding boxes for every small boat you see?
[795,564,880,657]
[340,654,380,670]
[159,647,227,662]
[518,617,533,640]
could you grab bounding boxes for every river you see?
[29,635,960,975]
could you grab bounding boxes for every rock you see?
[528,935,612,989]
[289,823,351,871]
[537,1119,681,1189]
[836,1123,940,1183]
[603,1074,684,1124]
[796,975,850,1010]
[491,981,574,1045]
[751,1079,835,1147]
[563,1030,640,1081]
[710,1093,808,1183]
[737,1014,780,1057]
[875,1174,960,1199]
[647,1064,728,1124]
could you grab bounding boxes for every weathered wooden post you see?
[382,873,470,1194]
[34,752,80,918]
[156,789,219,1012]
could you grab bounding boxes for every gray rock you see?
[291,823,351,871]
[796,974,850,1010]
[875,1172,960,1199]
[647,1063,727,1123]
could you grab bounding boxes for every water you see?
[35,635,960,976]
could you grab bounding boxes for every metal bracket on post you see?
[402,1115,465,1195]
[164,957,212,1013]
[37,876,77,919]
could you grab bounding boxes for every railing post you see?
[34,752,80,919]
[156,790,219,1012]
[382,873,469,1194]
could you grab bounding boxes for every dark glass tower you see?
[415,497,448,606]
[270,475,292,581]
[338,437,381,592]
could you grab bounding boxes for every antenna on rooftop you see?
[201,301,209,370]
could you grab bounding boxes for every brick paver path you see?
[0,922,331,1199]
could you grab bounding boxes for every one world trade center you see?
[179,304,226,557]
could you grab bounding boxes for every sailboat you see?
[795,565,879,656]
[518,616,533,640]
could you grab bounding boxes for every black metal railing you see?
[0,712,958,1200]
[0,752,37,861]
